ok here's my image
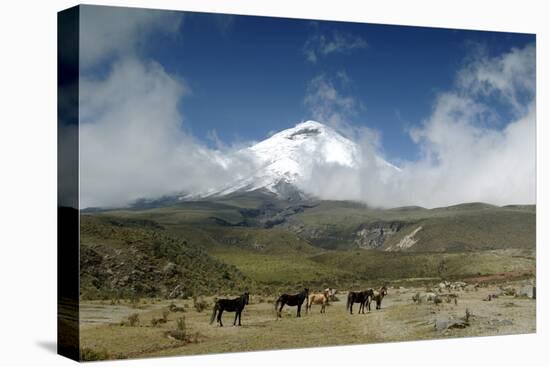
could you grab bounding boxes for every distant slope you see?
[80,197,536,292]
[310,248,535,282]
[80,215,251,300]
[282,202,536,252]
[98,195,535,253]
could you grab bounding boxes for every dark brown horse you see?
[275,288,309,318]
[210,292,249,327]
[346,289,373,314]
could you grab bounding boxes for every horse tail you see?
[209,302,219,324]
[274,296,282,318]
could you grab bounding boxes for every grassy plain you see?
[80,281,536,360]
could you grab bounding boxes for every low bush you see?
[80,347,110,361]
[193,297,209,313]
[169,302,186,312]
[127,313,140,326]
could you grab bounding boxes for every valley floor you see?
[79,280,535,360]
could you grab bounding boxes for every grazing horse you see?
[275,288,309,318]
[346,290,373,314]
[306,290,330,314]
[210,292,249,327]
[369,286,388,310]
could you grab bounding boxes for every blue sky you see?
[138,11,534,163]
[79,5,536,208]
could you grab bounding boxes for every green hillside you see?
[79,215,251,300]
[80,194,536,298]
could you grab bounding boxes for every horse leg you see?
[278,302,285,318]
[297,304,302,317]
[233,311,238,326]
[218,309,224,327]
[238,310,242,326]
[350,302,353,315]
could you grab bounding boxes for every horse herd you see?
[210,286,388,327]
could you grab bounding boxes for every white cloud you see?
[79,58,257,208]
[304,31,367,63]
[78,7,259,208]
[80,5,183,69]
[302,44,536,208]
[304,72,364,135]
[457,44,536,115]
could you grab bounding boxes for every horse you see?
[368,286,388,310]
[209,292,249,327]
[324,287,337,301]
[346,290,373,314]
[306,290,330,314]
[275,288,309,318]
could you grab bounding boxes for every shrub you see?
[502,287,517,296]
[127,313,140,326]
[80,347,110,361]
[166,317,188,341]
[129,296,141,308]
[169,302,186,312]
[151,310,169,326]
[176,316,186,331]
[464,308,472,323]
[193,297,209,313]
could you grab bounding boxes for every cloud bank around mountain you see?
[303,44,536,208]
[78,8,257,208]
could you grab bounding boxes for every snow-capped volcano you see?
[191,120,399,201]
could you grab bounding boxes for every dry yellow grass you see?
[79,281,535,360]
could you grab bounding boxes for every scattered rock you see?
[435,318,468,332]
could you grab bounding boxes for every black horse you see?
[210,292,249,327]
[346,289,374,314]
[275,288,309,318]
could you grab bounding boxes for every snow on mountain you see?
[186,120,399,200]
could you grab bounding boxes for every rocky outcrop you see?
[386,226,423,251]
[354,221,404,249]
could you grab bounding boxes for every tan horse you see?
[368,286,388,310]
[306,291,330,314]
